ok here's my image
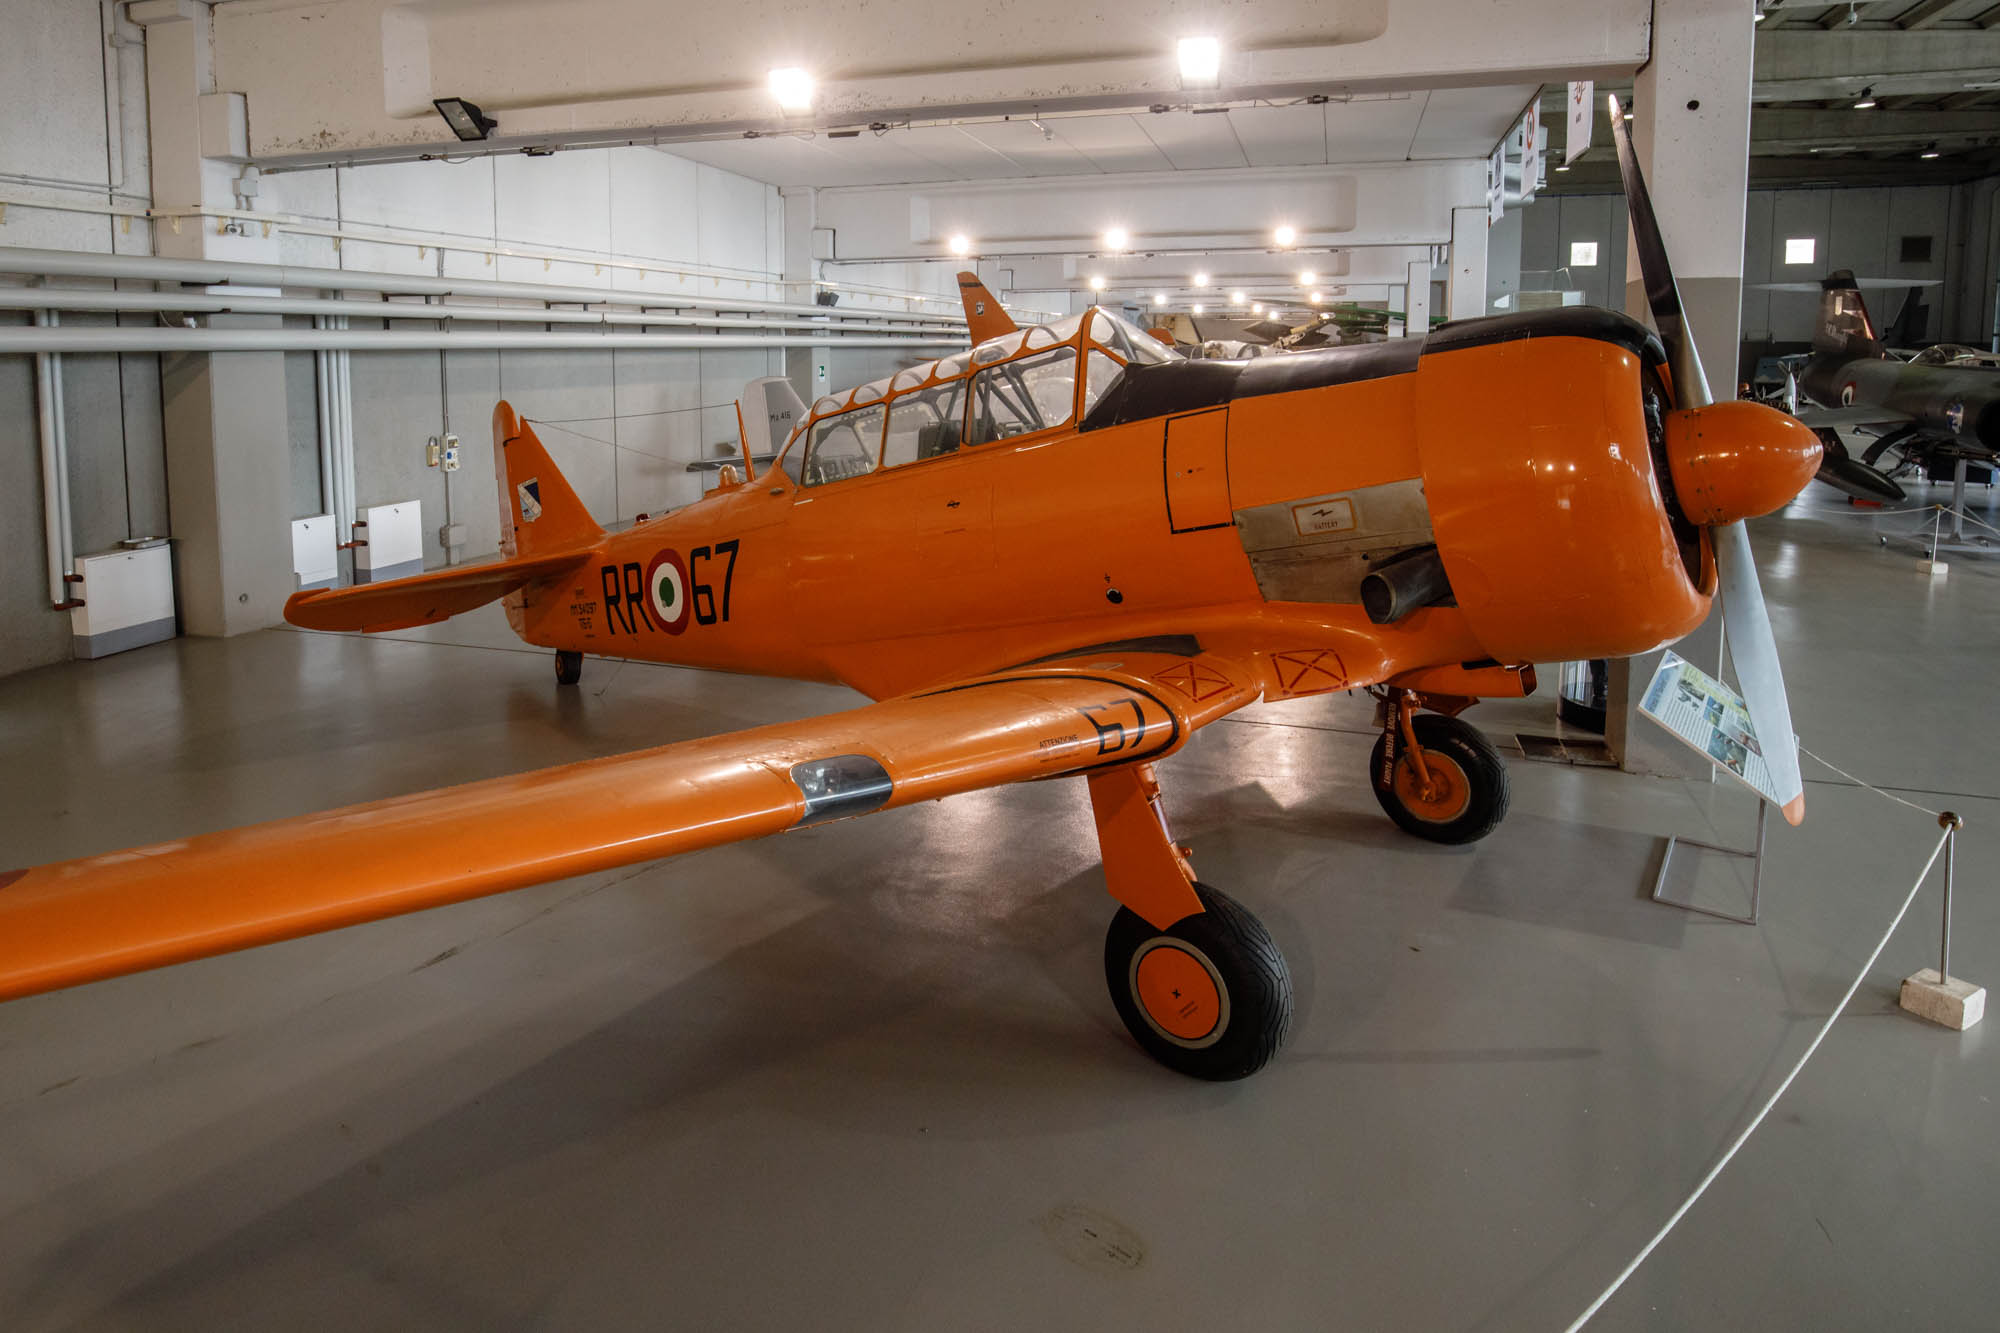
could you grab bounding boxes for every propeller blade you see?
[1608,93,1711,409]
[1711,521,1805,825]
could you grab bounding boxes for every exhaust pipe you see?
[1360,546,1451,625]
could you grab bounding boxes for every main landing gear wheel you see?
[554,650,583,686]
[1104,882,1292,1081]
[1370,713,1509,845]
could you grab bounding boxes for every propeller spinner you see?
[1609,93,1808,825]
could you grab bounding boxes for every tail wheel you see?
[1103,882,1292,1081]
[1369,713,1509,845]
[554,650,583,686]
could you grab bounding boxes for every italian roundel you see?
[645,548,690,634]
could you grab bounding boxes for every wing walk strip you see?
[0,652,1259,1002]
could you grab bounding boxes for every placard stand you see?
[1651,800,1768,925]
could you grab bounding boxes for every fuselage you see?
[1801,351,2000,453]
[507,306,1716,702]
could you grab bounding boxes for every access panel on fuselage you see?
[1163,409,1233,533]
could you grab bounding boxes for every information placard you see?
[1639,651,1783,806]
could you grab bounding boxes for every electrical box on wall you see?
[70,543,176,659]
[291,515,337,589]
[353,501,424,584]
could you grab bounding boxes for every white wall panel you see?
[697,164,776,276]
[610,148,701,265]
[496,152,611,252]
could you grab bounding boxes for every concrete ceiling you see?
[1548,8,2000,191]
[664,89,1537,189]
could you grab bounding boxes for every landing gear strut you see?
[554,650,583,686]
[1369,689,1509,845]
[1087,764,1292,1080]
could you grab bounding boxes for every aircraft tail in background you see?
[1813,270,1885,361]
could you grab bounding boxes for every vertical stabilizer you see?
[1814,270,1884,360]
[957,271,1019,345]
[492,400,604,559]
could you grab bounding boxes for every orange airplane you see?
[0,104,1822,1080]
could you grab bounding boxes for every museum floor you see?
[2,483,1996,1331]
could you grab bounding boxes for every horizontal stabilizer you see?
[285,550,589,633]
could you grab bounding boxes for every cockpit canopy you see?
[1910,343,1999,368]
[777,308,1177,488]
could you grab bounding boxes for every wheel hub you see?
[1132,940,1224,1044]
[1394,750,1470,822]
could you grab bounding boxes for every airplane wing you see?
[286,550,591,632]
[1791,404,1912,430]
[0,649,1259,1002]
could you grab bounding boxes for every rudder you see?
[493,400,604,558]
[1814,270,1882,360]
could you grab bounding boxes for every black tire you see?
[554,649,583,686]
[1103,882,1292,1081]
[1369,713,1509,845]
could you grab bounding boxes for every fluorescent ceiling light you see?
[1273,224,1297,247]
[768,67,816,112]
[1178,37,1221,88]
[1785,236,1816,265]
[433,98,496,142]
[1853,87,1876,110]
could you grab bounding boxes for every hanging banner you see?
[1566,80,1593,164]
[1488,142,1505,224]
[1519,100,1542,206]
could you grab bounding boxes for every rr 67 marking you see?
[601,539,739,636]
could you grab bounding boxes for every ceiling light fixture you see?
[1178,37,1221,89]
[1921,144,1941,159]
[947,233,971,257]
[1229,290,1245,304]
[1089,274,1107,291]
[1153,293,1166,307]
[1298,269,1317,285]
[1192,271,1210,288]
[1191,302,1205,314]
[1308,290,1324,303]
[768,67,816,112]
[1252,302,1264,314]
[1273,223,1297,247]
[1103,226,1130,250]
[1853,86,1876,110]
[433,98,497,142]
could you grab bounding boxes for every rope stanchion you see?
[1564,821,1956,1331]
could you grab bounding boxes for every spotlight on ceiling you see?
[1853,87,1876,110]
[1229,290,1245,304]
[1273,223,1297,247]
[1103,226,1131,251]
[1089,274,1107,292]
[1191,302,1205,314]
[1153,293,1167,307]
[1298,269,1317,286]
[1192,271,1210,288]
[947,233,971,256]
[1177,36,1221,89]
[1921,144,1942,159]
[433,98,497,143]
[1251,302,1264,314]
[1308,290,1324,303]
[768,67,816,112]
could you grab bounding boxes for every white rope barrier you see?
[1564,819,1954,1330]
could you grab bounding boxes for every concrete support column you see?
[1405,259,1432,336]
[160,317,297,636]
[1448,207,1488,320]
[780,185,827,406]
[134,2,295,634]
[1606,0,1755,777]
